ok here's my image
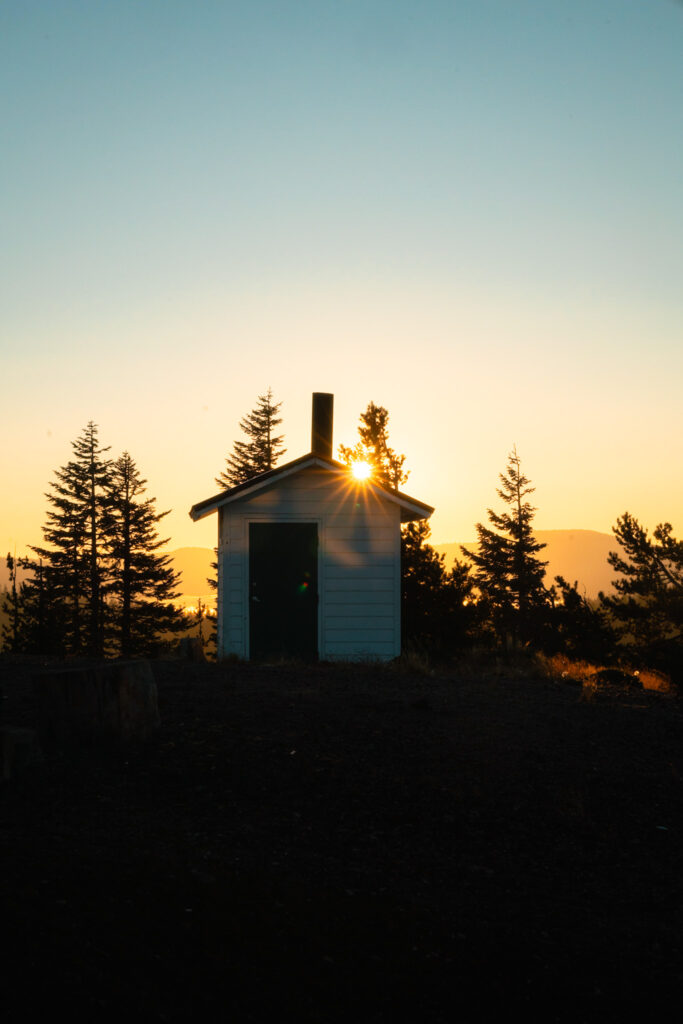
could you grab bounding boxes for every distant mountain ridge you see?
[167,547,216,601]
[0,548,217,604]
[436,529,617,598]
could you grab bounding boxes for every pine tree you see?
[17,556,67,656]
[103,452,187,657]
[216,388,286,489]
[340,400,475,655]
[463,447,548,647]
[401,520,476,654]
[205,547,218,652]
[338,402,408,490]
[1,553,21,652]
[600,513,682,673]
[212,389,285,627]
[544,576,615,663]
[29,422,111,656]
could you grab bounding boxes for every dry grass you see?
[537,651,675,695]
[536,652,600,686]
[636,666,675,693]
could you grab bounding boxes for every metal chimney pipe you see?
[311,393,334,458]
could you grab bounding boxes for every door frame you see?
[243,515,323,660]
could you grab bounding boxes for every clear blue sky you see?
[2,0,682,553]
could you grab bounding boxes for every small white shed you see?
[189,394,433,661]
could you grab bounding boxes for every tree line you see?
[2,423,187,658]
[3,395,681,679]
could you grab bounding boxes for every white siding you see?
[218,504,248,659]
[217,466,403,661]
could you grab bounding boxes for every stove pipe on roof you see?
[311,392,334,459]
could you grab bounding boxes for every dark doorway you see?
[249,522,318,661]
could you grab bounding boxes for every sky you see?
[2,0,682,557]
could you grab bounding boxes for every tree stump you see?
[1,726,41,780]
[177,637,206,662]
[34,660,160,748]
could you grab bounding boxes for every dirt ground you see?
[1,656,683,1021]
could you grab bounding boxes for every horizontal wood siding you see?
[217,506,247,658]
[318,473,401,661]
[324,641,397,659]
[217,466,404,661]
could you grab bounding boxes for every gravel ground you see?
[1,656,682,1021]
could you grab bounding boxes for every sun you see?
[351,461,372,481]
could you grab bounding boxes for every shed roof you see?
[189,452,434,524]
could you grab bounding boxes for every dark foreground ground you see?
[2,657,683,1021]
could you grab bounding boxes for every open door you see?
[249,522,318,660]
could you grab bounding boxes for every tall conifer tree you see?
[216,388,286,489]
[339,402,408,491]
[29,422,111,655]
[103,452,187,657]
[463,447,547,647]
[341,399,475,653]
[212,389,286,632]
[600,513,682,672]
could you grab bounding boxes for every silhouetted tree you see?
[194,598,208,649]
[341,401,475,655]
[1,554,21,652]
[103,452,187,657]
[543,575,616,662]
[463,448,548,648]
[203,547,218,653]
[600,513,682,675]
[15,557,67,656]
[29,422,111,655]
[211,390,286,627]
[338,402,408,491]
[216,388,286,489]
[402,521,476,654]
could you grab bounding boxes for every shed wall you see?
[217,467,401,660]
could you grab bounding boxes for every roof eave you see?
[189,453,434,522]
[189,454,331,521]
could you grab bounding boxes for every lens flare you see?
[351,461,372,481]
